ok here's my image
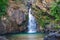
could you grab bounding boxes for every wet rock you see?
[22,0,36,5]
[0,36,8,40]
[0,20,7,34]
[44,33,56,40]
[44,31,60,40]
[19,26,27,32]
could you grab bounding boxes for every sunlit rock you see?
[7,5,26,25]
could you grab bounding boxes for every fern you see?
[50,0,60,21]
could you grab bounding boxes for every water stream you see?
[27,8,37,33]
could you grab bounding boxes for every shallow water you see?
[6,33,44,40]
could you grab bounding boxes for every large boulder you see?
[44,31,60,40]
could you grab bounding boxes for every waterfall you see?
[27,8,37,33]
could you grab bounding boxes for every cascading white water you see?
[27,8,37,33]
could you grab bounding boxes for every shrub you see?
[0,0,8,17]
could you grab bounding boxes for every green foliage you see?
[50,0,60,21]
[32,6,51,28]
[0,0,8,17]
[54,25,60,30]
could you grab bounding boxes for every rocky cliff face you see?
[0,0,27,34]
[8,6,26,25]
[36,0,54,13]
[0,0,55,34]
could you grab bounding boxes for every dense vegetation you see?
[50,0,60,29]
[0,0,8,17]
[50,0,60,22]
[32,0,60,29]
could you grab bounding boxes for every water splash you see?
[27,8,37,33]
